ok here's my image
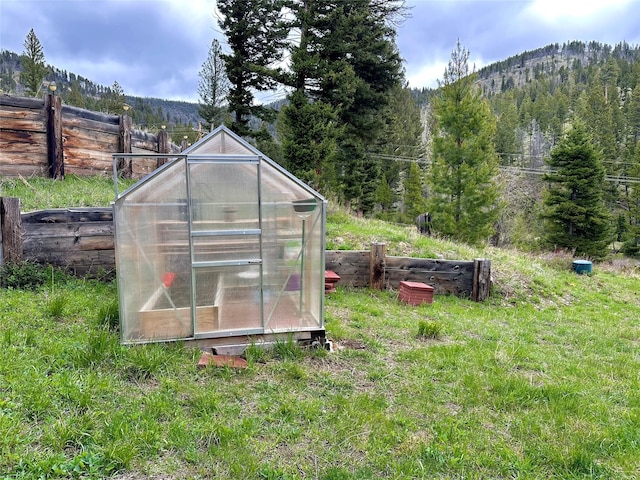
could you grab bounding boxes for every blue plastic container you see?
[572,260,593,275]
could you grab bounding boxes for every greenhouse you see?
[112,126,326,349]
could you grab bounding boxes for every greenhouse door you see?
[187,156,264,338]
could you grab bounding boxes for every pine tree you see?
[279,89,338,190]
[320,1,403,214]
[626,83,640,145]
[376,174,394,215]
[403,161,426,221]
[622,141,640,257]
[216,0,288,137]
[64,79,86,108]
[579,75,620,208]
[102,81,126,115]
[427,40,501,245]
[540,122,612,258]
[493,92,519,164]
[198,39,229,131]
[279,0,405,212]
[20,29,48,97]
[374,83,424,202]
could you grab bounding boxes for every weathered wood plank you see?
[64,166,112,177]
[472,258,491,302]
[0,106,44,122]
[0,130,48,151]
[23,247,116,278]
[0,164,48,177]
[62,114,121,135]
[21,208,113,223]
[385,256,475,296]
[370,242,386,290]
[22,221,113,239]
[0,118,46,132]
[0,148,48,163]
[385,269,473,296]
[131,138,158,151]
[61,105,119,125]
[1,197,23,263]
[0,94,44,109]
[325,250,478,296]
[385,256,475,273]
[24,248,115,265]
[326,250,369,265]
[46,94,64,179]
[62,124,120,149]
[325,250,370,287]
[63,150,113,169]
[69,264,116,278]
[23,234,114,253]
[1,94,171,180]
[131,155,158,177]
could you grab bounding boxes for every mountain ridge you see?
[3,39,639,124]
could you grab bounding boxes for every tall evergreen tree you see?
[580,75,619,206]
[198,39,229,131]
[216,0,288,137]
[279,89,338,190]
[540,122,612,258]
[320,1,403,213]
[20,29,48,97]
[403,161,427,221]
[626,83,640,145]
[374,83,424,200]
[279,0,404,212]
[427,40,501,245]
[493,92,519,164]
[376,173,394,216]
[279,1,338,189]
[102,81,126,115]
[622,141,640,257]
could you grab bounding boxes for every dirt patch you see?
[335,339,367,350]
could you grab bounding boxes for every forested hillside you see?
[412,40,640,164]
[410,40,640,253]
[0,49,201,133]
[3,35,640,256]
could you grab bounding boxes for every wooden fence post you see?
[472,258,491,301]
[119,114,132,177]
[45,93,64,179]
[0,197,23,264]
[157,127,169,168]
[369,242,386,290]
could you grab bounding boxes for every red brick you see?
[197,352,248,369]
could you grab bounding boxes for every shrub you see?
[0,261,52,290]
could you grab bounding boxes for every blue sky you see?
[1,0,639,102]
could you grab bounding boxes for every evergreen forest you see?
[2,17,640,257]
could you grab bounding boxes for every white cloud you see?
[162,0,220,46]
[525,0,633,24]
[405,61,447,90]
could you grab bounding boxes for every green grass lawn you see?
[1,176,639,479]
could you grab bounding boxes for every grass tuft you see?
[97,299,120,331]
[271,335,304,360]
[416,319,444,339]
[46,293,67,319]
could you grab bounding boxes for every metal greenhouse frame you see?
[112,126,326,350]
